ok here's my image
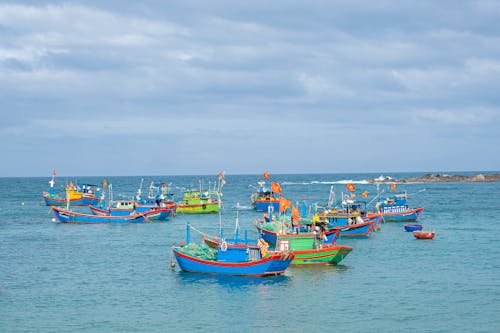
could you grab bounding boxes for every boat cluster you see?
[43,172,432,277]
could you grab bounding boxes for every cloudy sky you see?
[1,1,499,177]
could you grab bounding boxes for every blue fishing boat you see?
[204,228,352,266]
[51,207,147,224]
[135,180,175,207]
[376,193,424,222]
[171,223,294,277]
[42,172,101,206]
[89,182,175,220]
[90,200,175,220]
[314,210,376,237]
[250,174,282,212]
[261,196,376,238]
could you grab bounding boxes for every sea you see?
[1,172,499,333]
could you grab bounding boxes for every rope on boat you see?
[189,224,207,237]
[189,224,219,241]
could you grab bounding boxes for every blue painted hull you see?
[381,207,424,222]
[172,249,292,276]
[89,205,174,220]
[254,200,280,212]
[43,194,100,207]
[337,221,374,237]
[143,208,174,220]
[52,207,147,224]
[327,216,375,237]
[404,224,423,232]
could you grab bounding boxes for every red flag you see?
[271,182,281,193]
[263,172,270,179]
[391,183,397,190]
[346,183,356,191]
[279,198,292,212]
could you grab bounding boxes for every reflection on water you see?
[173,270,291,290]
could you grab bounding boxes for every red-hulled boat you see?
[413,231,435,239]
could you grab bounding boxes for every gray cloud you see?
[1,1,499,176]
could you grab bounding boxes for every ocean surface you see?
[1,172,499,332]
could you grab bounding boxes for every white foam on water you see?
[281,179,369,185]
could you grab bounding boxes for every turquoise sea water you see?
[1,173,499,332]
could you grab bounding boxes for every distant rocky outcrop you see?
[368,173,500,183]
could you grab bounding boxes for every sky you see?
[1,0,499,177]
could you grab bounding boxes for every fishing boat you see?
[89,201,175,220]
[274,231,352,266]
[375,192,424,222]
[134,180,176,212]
[314,210,377,237]
[255,218,343,244]
[89,182,176,220]
[171,223,294,276]
[260,196,376,238]
[176,173,225,214]
[413,230,435,239]
[204,229,352,266]
[51,207,147,224]
[42,171,101,206]
[404,224,423,232]
[250,174,282,212]
[252,199,353,265]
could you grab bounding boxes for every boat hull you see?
[289,245,352,265]
[381,207,424,222]
[176,203,220,214]
[404,224,423,232]
[254,200,280,212]
[172,248,292,276]
[143,208,175,220]
[52,207,147,224]
[338,221,374,237]
[413,231,435,239]
[89,204,175,220]
[43,194,100,207]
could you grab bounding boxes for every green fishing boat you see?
[176,173,225,214]
[275,232,352,265]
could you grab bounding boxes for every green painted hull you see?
[176,203,220,214]
[289,246,352,265]
[275,234,352,265]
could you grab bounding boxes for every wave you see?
[372,175,394,182]
[234,204,253,210]
[282,179,369,185]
